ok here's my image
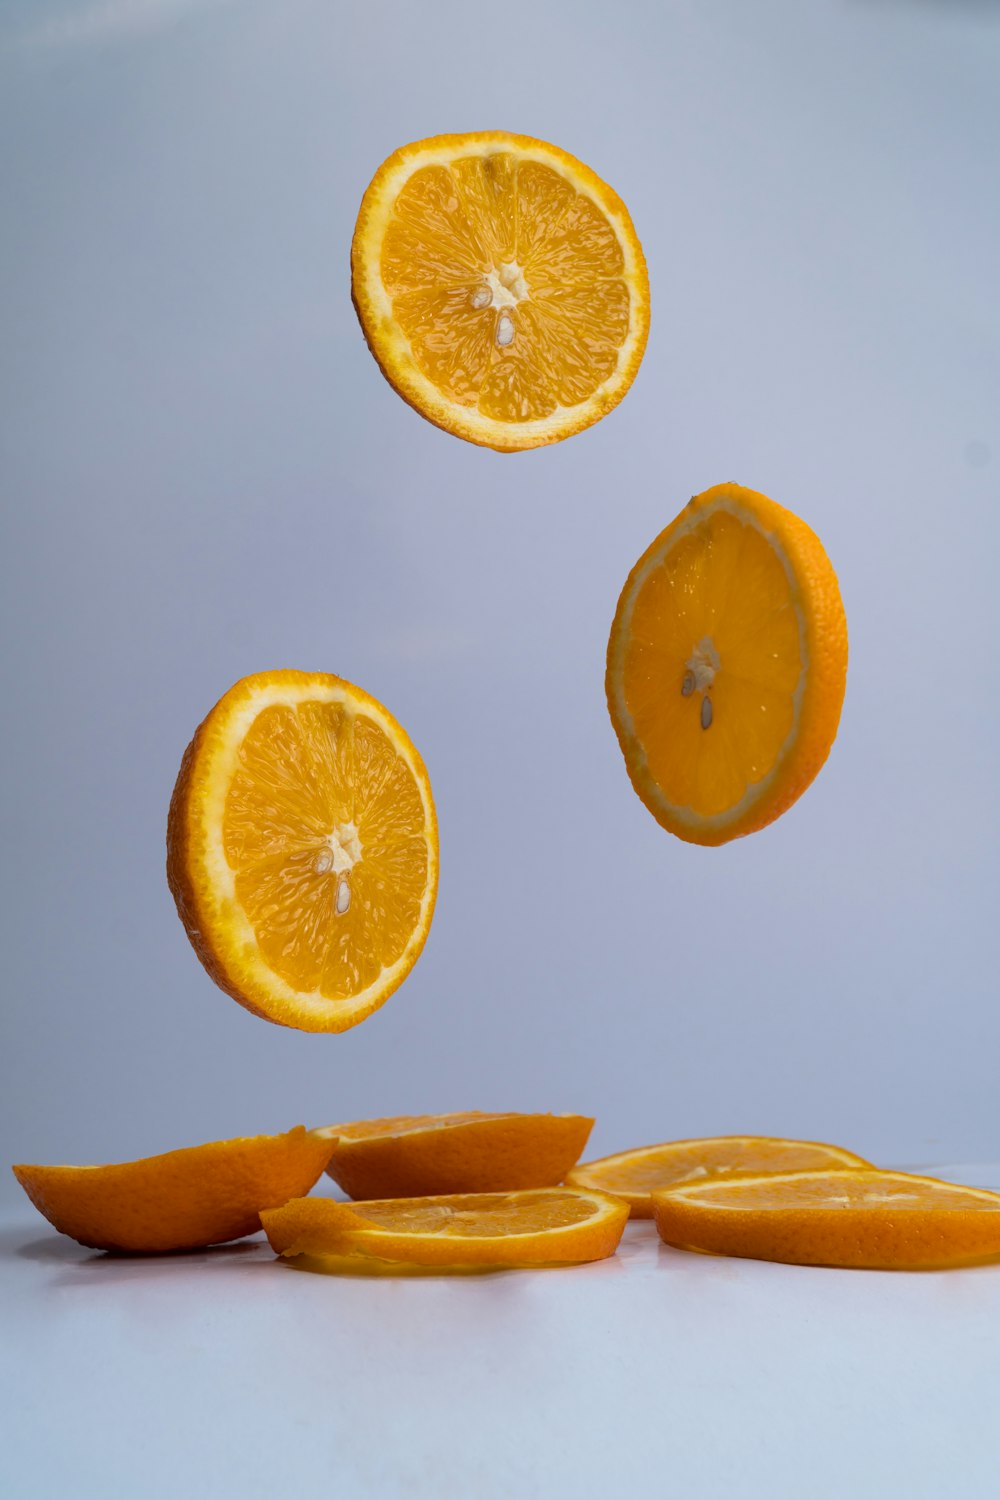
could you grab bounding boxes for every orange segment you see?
[319,1111,594,1199]
[167,670,438,1032]
[352,132,649,450]
[607,483,848,845]
[566,1136,872,1217]
[652,1169,1000,1270]
[11,1128,336,1254]
[262,1187,628,1273]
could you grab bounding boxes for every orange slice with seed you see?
[352,132,650,450]
[167,670,438,1032]
[566,1135,872,1217]
[607,482,848,845]
[262,1187,628,1273]
[652,1169,1000,1269]
[12,1128,336,1253]
[319,1111,593,1199]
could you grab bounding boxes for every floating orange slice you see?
[352,132,650,451]
[167,670,438,1032]
[319,1111,593,1199]
[262,1187,628,1273]
[566,1135,872,1217]
[652,1169,1000,1269]
[606,483,848,845]
[12,1128,336,1253]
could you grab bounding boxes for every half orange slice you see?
[567,1135,872,1217]
[352,132,650,450]
[652,1169,1000,1269]
[12,1128,336,1253]
[167,670,438,1032]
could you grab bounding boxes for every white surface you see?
[4,1166,1000,1500]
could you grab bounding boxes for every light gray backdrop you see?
[2,0,998,1206]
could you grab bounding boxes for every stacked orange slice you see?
[651,1169,1000,1270]
[566,1135,872,1217]
[262,1188,628,1274]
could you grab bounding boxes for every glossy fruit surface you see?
[352,132,649,450]
[167,670,438,1032]
[652,1169,1000,1269]
[607,483,847,845]
[263,1187,629,1271]
[567,1135,871,1217]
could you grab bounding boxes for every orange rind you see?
[12,1127,336,1253]
[320,1111,593,1199]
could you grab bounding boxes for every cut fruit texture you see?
[566,1135,872,1217]
[607,483,848,845]
[652,1169,1000,1269]
[262,1188,629,1272]
[352,132,650,450]
[319,1111,594,1198]
[167,671,438,1033]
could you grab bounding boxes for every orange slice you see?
[12,1128,336,1253]
[566,1135,872,1217]
[606,483,848,845]
[352,132,650,451]
[652,1169,1000,1270]
[319,1111,594,1199]
[262,1187,628,1273]
[167,670,438,1032]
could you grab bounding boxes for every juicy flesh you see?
[222,702,428,998]
[332,1112,499,1141]
[590,1141,862,1195]
[674,1172,1000,1212]
[622,510,804,817]
[351,1191,599,1237]
[381,154,630,421]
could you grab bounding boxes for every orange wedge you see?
[652,1169,1000,1270]
[12,1128,336,1253]
[262,1187,628,1273]
[606,483,848,845]
[352,132,650,451]
[167,670,438,1032]
[567,1136,872,1217]
[319,1111,593,1199]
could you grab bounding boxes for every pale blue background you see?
[1,0,998,1206]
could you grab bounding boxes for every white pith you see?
[484,260,529,309]
[685,636,720,692]
[314,821,362,877]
